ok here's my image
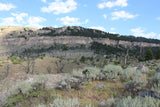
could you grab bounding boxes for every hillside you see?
[0,26,160,59]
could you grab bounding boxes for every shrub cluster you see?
[72,65,124,82]
[156,64,160,72]
[10,75,48,97]
[121,67,144,81]
[100,64,123,81]
[150,73,160,91]
[116,96,160,107]
[56,77,84,90]
[38,97,92,107]
[72,67,101,81]
[123,76,147,96]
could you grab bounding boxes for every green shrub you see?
[72,67,101,81]
[123,76,147,96]
[121,67,143,81]
[10,75,48,97]
[80,56,86,63]
[72,69,84,78]
[38,98,92,107]
[150,73,160,91]
[103,64,123,72]
[156,64,160,72]
[106,98,116,107]
[84,67,101,81]
[39,56,44,59]
[116,96,160,107]
[0,64,3,67]
[100,64,123,81]
[138,56,144,62]
[50,98,80,107]
[10,81,32,96]
[145,48,154,61]
[156,48,160,59]
[9,56,22,64]
[114,60,121,65]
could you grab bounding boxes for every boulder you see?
[98,101,106,106]
[156,64,160,72]
[95,84,106,89]
[136,65,149,73]
[139,89,160,99]
[56,77,84,90]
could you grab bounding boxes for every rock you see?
[50,85,58,88]
[69,77,83,90]
[99,101,105,106]
[56,77,83,90]
[114,98,119,101]
[156,64,160,72]
[139,89,160,99]
[56,80,70,90]
[137,65,149,73]
[96,84,106,89]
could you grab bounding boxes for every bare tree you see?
[20,56,35,74]
[1,63,11,80]
[124,43,134,65]
[46,66,52,74]
[97,55,105,68]
[4,64,10,78]
[124,48,129,65]
[55,58,65,73]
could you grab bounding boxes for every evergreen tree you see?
[156,48,160,59]
[145,48,154,61]
[80,56,86,63]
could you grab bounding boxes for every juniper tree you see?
[156,48,160,59]
[145,48,154,61]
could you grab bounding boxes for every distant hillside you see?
[0,26,160,59]
[40,26,160,44]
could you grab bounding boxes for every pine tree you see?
[145,48,154,61]
[156,48,160,59]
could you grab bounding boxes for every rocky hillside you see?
[0,26,160,58]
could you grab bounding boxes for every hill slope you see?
[0,26,160,58]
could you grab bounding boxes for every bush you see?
[10,75,47,97]
[123,76,147,96]
[156,64,160,72]
[138,56,144,62]
[145,48,154,61]
[80,56,86,63]
[72,69,84,79]
[105,98,116,107]
[38,98,92,107]
[100,65,123,81]
[83,67,101,81]
[72,67,101,81]
[114,60,121,65]
[121,67,143,81]
[156,48,160,59]
[50,98,80,107]
[150,73,160,91]
[9,56,22,64]
[56,77,83,90]
[116,96,160,107]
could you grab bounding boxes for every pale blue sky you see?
[0,0,160,39]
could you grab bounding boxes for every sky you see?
[0,0,160,40]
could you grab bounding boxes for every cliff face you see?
[2,36,160,47]
[0,26,160,56]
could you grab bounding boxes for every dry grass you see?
[0,26,37,37]
[0,56,86,79]
[53,81,123,106]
